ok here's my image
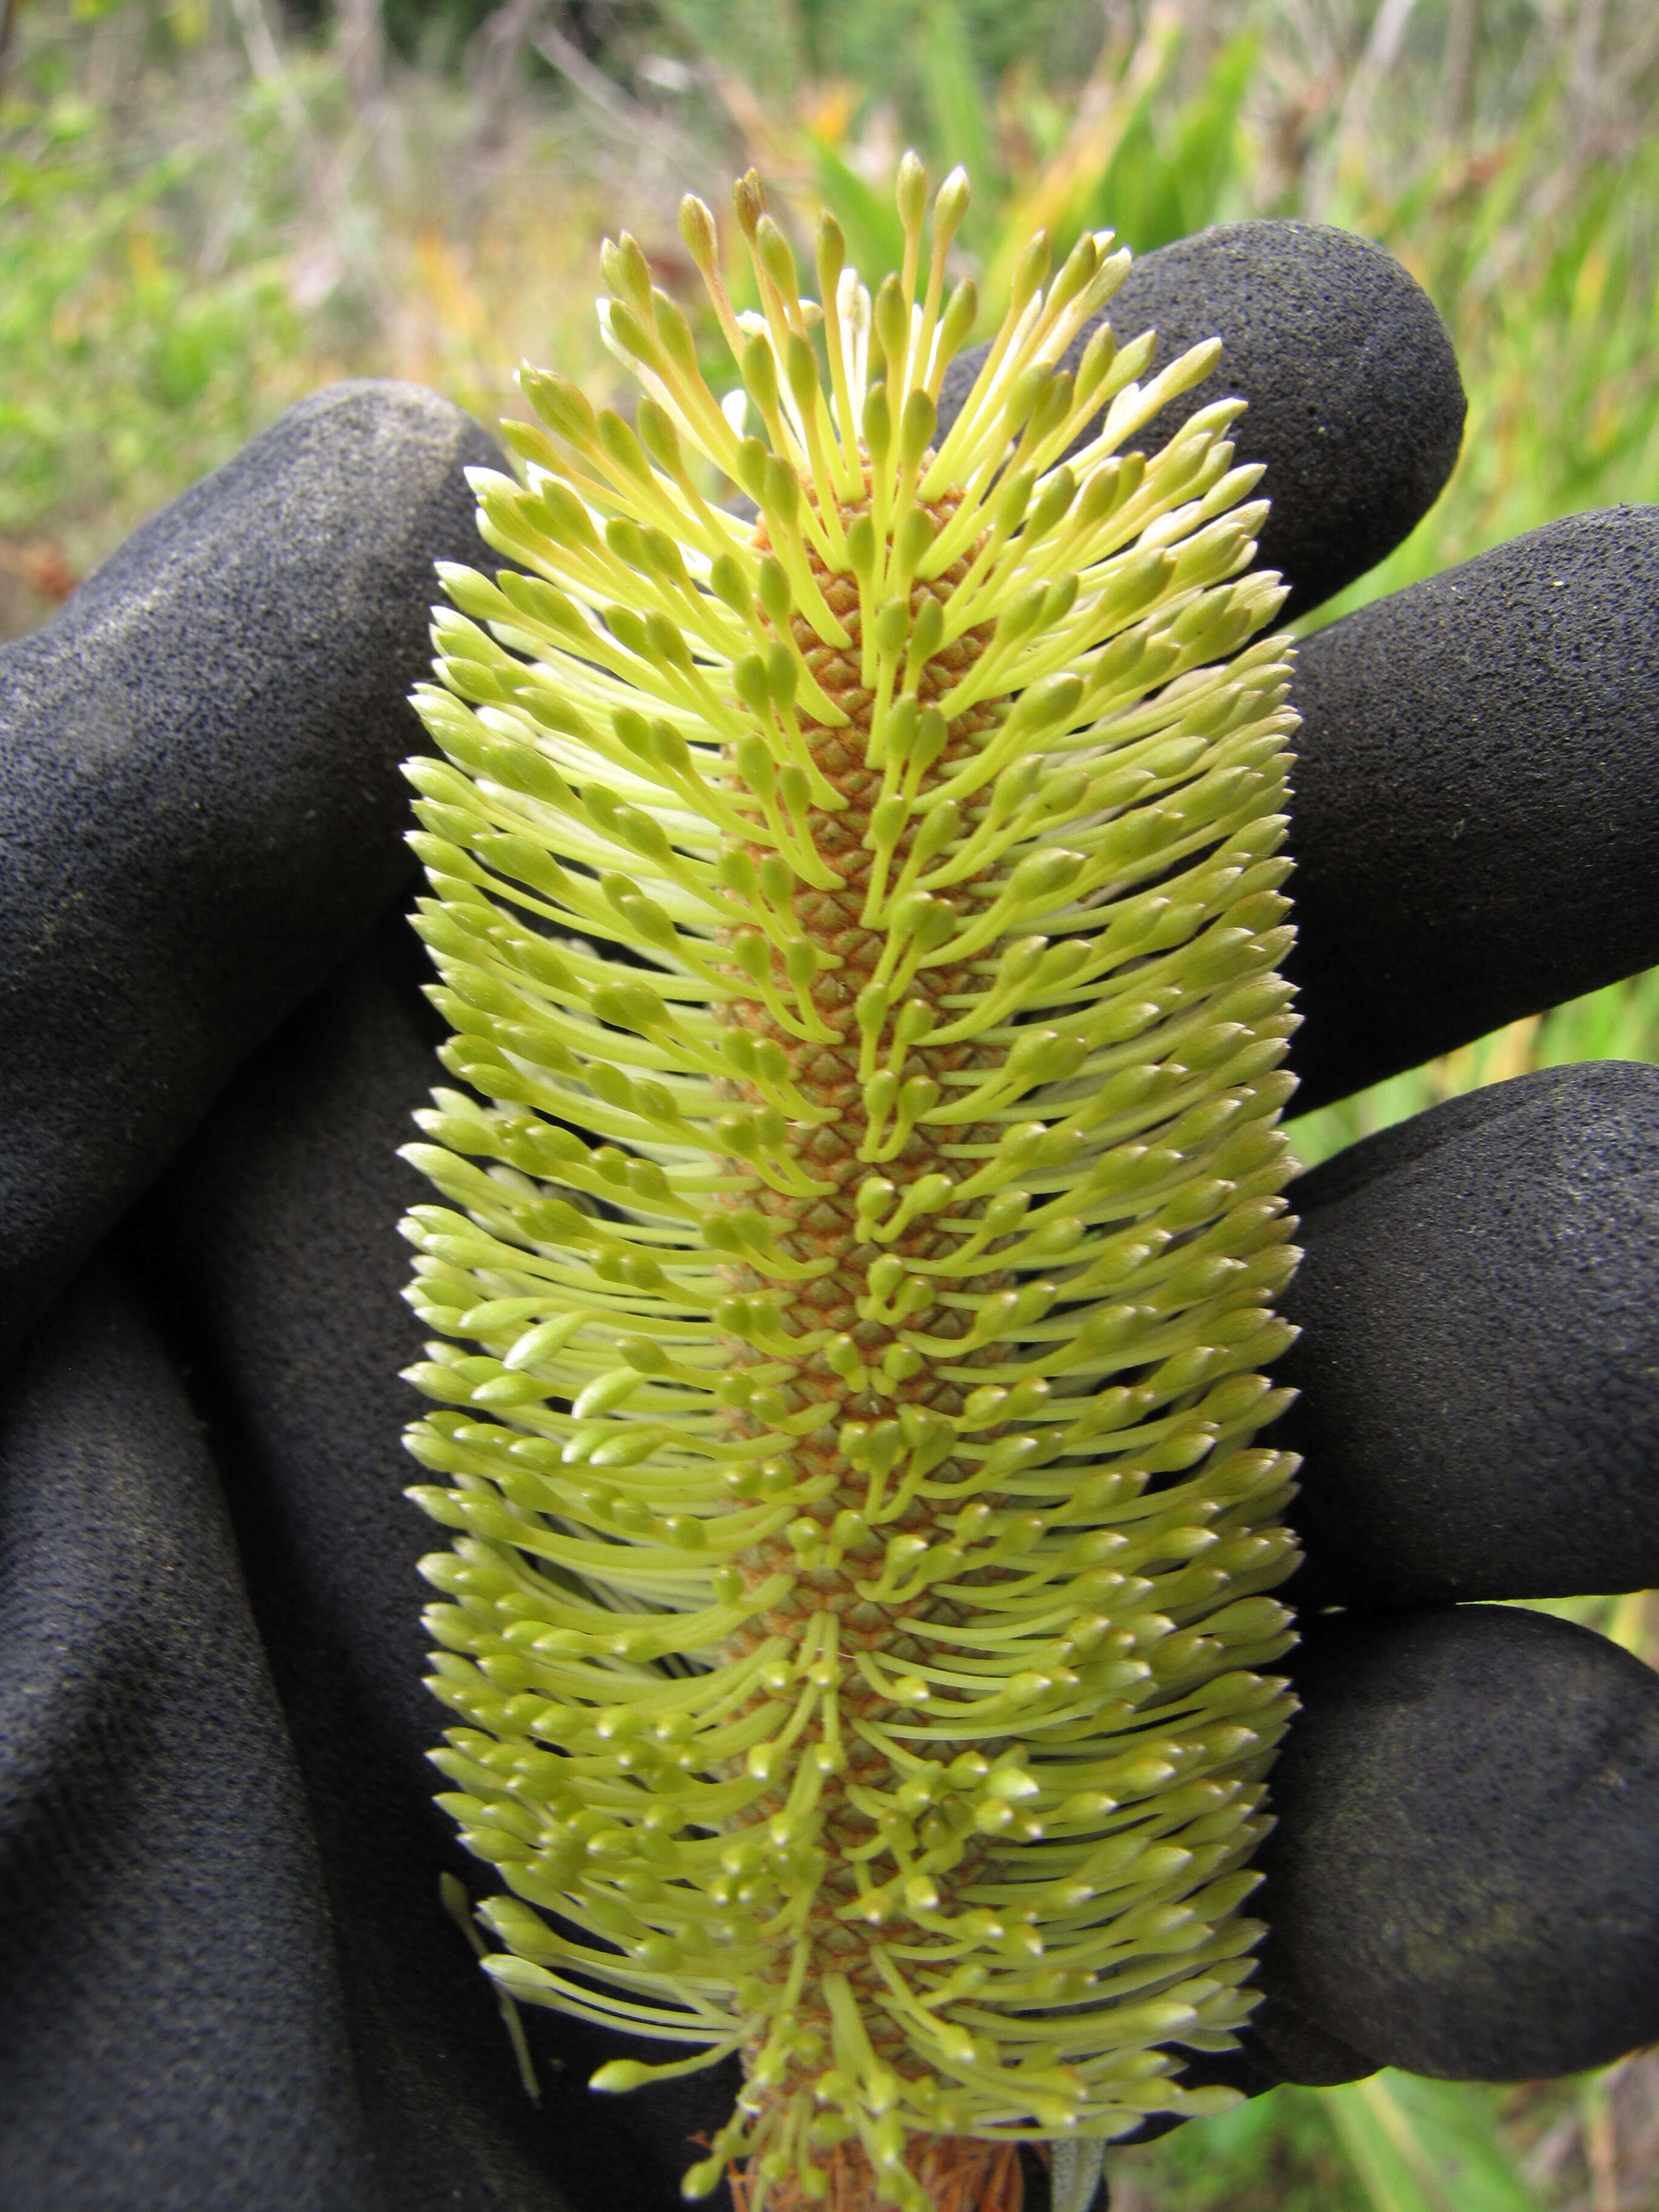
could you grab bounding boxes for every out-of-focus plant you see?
[1287,106,1659,1167]
[0,0,627,634]
[0,0,311,621]
[694,5,1258,323]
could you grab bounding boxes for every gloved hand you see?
[1,220,1657,2212]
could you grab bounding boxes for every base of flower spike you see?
[726,2131,1028,2212]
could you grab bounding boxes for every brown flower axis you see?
[726,2135,1031,2212]
[715,492,1043,2211]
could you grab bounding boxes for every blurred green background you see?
[4,0,1657,2204]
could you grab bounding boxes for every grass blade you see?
[1320,2073,1544,2212]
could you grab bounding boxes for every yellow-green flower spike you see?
[401,156,1302,2212]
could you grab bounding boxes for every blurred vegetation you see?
[4,1,1659,2206]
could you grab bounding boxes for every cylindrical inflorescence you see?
[400,156,1304,2212]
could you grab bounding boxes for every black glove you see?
[2,222,1657,2212]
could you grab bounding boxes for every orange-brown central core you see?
[714,503,1025,2208]
[726,2136,1030,2212]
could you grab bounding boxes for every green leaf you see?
[1317,2073,1544,2212]
[915,0,995,215]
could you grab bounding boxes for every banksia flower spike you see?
[400,156,1302,2212]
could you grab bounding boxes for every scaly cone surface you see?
[400,156,1303,2212]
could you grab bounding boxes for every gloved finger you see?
[123,910,722,2212]
[937,220,1466,621]
[1287,504,1659,1108]
[0,381,498,1364]
[1278,1059,1659,1609]
[1083,1587,1659,2108]
[0,1253,373,2210]
[1254,1604,1659,2083]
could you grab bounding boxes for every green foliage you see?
[1117,2080,1372,2211]
[0,4,310,578]
[796,21,1259,307]
[1312,138,1659,625]
[914,1,994,221]
[1290,969,1659,1173]
[1321,2074,1545,2212]
[1118,2072,1553,2212]
[1076,33,1260,260]
[379,0,497,69]
[657,0,1101,121]
[1288,110,1659,1170]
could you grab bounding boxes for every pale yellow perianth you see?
[400,155,1303,2212]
